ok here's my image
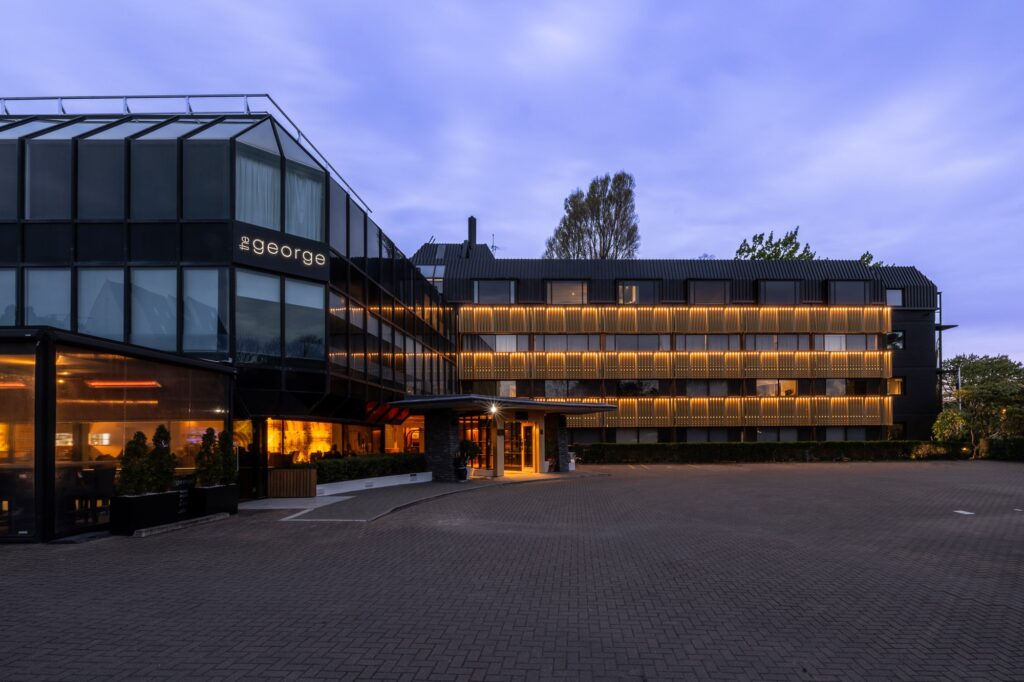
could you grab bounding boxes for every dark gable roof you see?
[410,240,495,265]
[438,257,938,308]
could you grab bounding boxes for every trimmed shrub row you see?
[577,441,968,464]
[316,453,428,483]
[980,438,1024,461]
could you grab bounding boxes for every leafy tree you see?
[147,424,177,493]
[733,227,891,264]
[859,251,887,267]
[544,172,639,259]
[932,407,968,442]
[940,354,1024,453]
[734,227,815,260]
[193,427,223,487]
[218,430,237,485]
[117,431,150,495]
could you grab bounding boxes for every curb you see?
[132,512,230,538]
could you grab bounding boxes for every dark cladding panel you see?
[77,140,125,220]
[77,223,125,262]
[25,141,72,219]
[24,223,73,263]
[0,141,17,220]
[183,140,230,219]
[130,140,178,220]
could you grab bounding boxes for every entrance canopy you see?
[387,394,615,415]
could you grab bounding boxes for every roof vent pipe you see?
[468,216,477,247]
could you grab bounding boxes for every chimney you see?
[468,216,477,247]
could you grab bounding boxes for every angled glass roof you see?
[32,118,114,140]
[135,118,209,140]
[0,118,64,139]
[274,121,321,170]
[189,118,263,140]
[236,119,279,155]
[84,118,166,140]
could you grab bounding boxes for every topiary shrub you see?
[316,453,427,484]
[578,441,966,464]
[147,424,177,493]
[981,437,1024,461]
[117,431,150,495]
[193,427,224,487]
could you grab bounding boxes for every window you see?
[183,268,229,353]
[779,428,798,442]
[761,281,798,305]
[131,269,177,351]
[776,334,809,351]
[755,379,798,397]
[566,335,597,351]
[474,280,515,304]
[825,427,845,441]
[756,428,779,442]
[285,164,325,241]
[687,428,708,442]
[617,380,658,396]
[609,335,668,351]
[348,202,366,260]
[690,280,728,305]
[497,381,516,398]
[886,289,904,307]
[708,334,740,351]
[547,281,587,305]
[0,269,15,325]
[686,380,709,397]
[0,352,35,537]
[887,377,904,396]
[236,144,281,230]
[77,138,126,219]
[825,379,847,396]
[751,334,775,351]
[821,334,846,351]
[493,335,523,352]
[183,138,230,219]
[831,281,867,304]
[236,270,281,361]
[886,331,905,350]
[77,269,124,341]
[25,269,70,329]
[328,180,347,255]
[709,379,729,397]
[618,281,657,304]
[285,280,325,359]
[329,291,347,368]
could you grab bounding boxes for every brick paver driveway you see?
[2,461,1023,680]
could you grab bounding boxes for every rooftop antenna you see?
[490,233,502,254]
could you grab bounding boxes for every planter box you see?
[268,468,316,498]
[110,491,180,535]
[188,484,239,517]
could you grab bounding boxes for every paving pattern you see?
[2,461,1023,680]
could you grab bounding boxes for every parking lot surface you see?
[1,461,1022,680]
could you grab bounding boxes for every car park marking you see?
[953,510,975,515]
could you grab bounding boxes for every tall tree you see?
[938,354,1024,453]
[544,172,640,259]
[734,227,816,260]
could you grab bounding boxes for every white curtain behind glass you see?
[285,164,324,241]
[236,145,281,230]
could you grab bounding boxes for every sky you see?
[2,0,1022,360]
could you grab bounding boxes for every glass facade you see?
[78,269,124,341]
[183,268,229,353]
[131,269,177,351]
[25,269,71,329]
[236,270,281,362]
[0,351,35,538]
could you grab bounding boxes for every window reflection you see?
[0,353,35,538]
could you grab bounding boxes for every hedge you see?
[576,441,968,464]
[980,438,1024,461]
[316,453,428,483]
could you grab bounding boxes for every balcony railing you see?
[459,351,892,380]
[458,305,891,335]
[538,396,893,428]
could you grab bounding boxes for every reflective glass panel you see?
[235,144,281,230]
[131,269,177,351]
[285,279,325,359]
[183,268,229,353]
[25,269,70,329]
[236,270,281,361]
[77,269,124,341]
[0,269,14,325]
[548,281,586,305]
[285,163,325,241]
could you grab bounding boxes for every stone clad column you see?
[424,410,459,482]
[556,415,571,472]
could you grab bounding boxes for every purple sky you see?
[3,1,1022,359]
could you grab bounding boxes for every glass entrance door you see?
[504,421,523,472]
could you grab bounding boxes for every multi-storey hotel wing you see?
[412,219,945,446]
[0,95,946,541]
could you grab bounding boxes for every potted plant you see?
[110,426,181,535]
[188,428,239,517]
[455,440,480,482]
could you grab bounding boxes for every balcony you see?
[459,351,893,380]
[458,305,891,335]
[539,396,893,428]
